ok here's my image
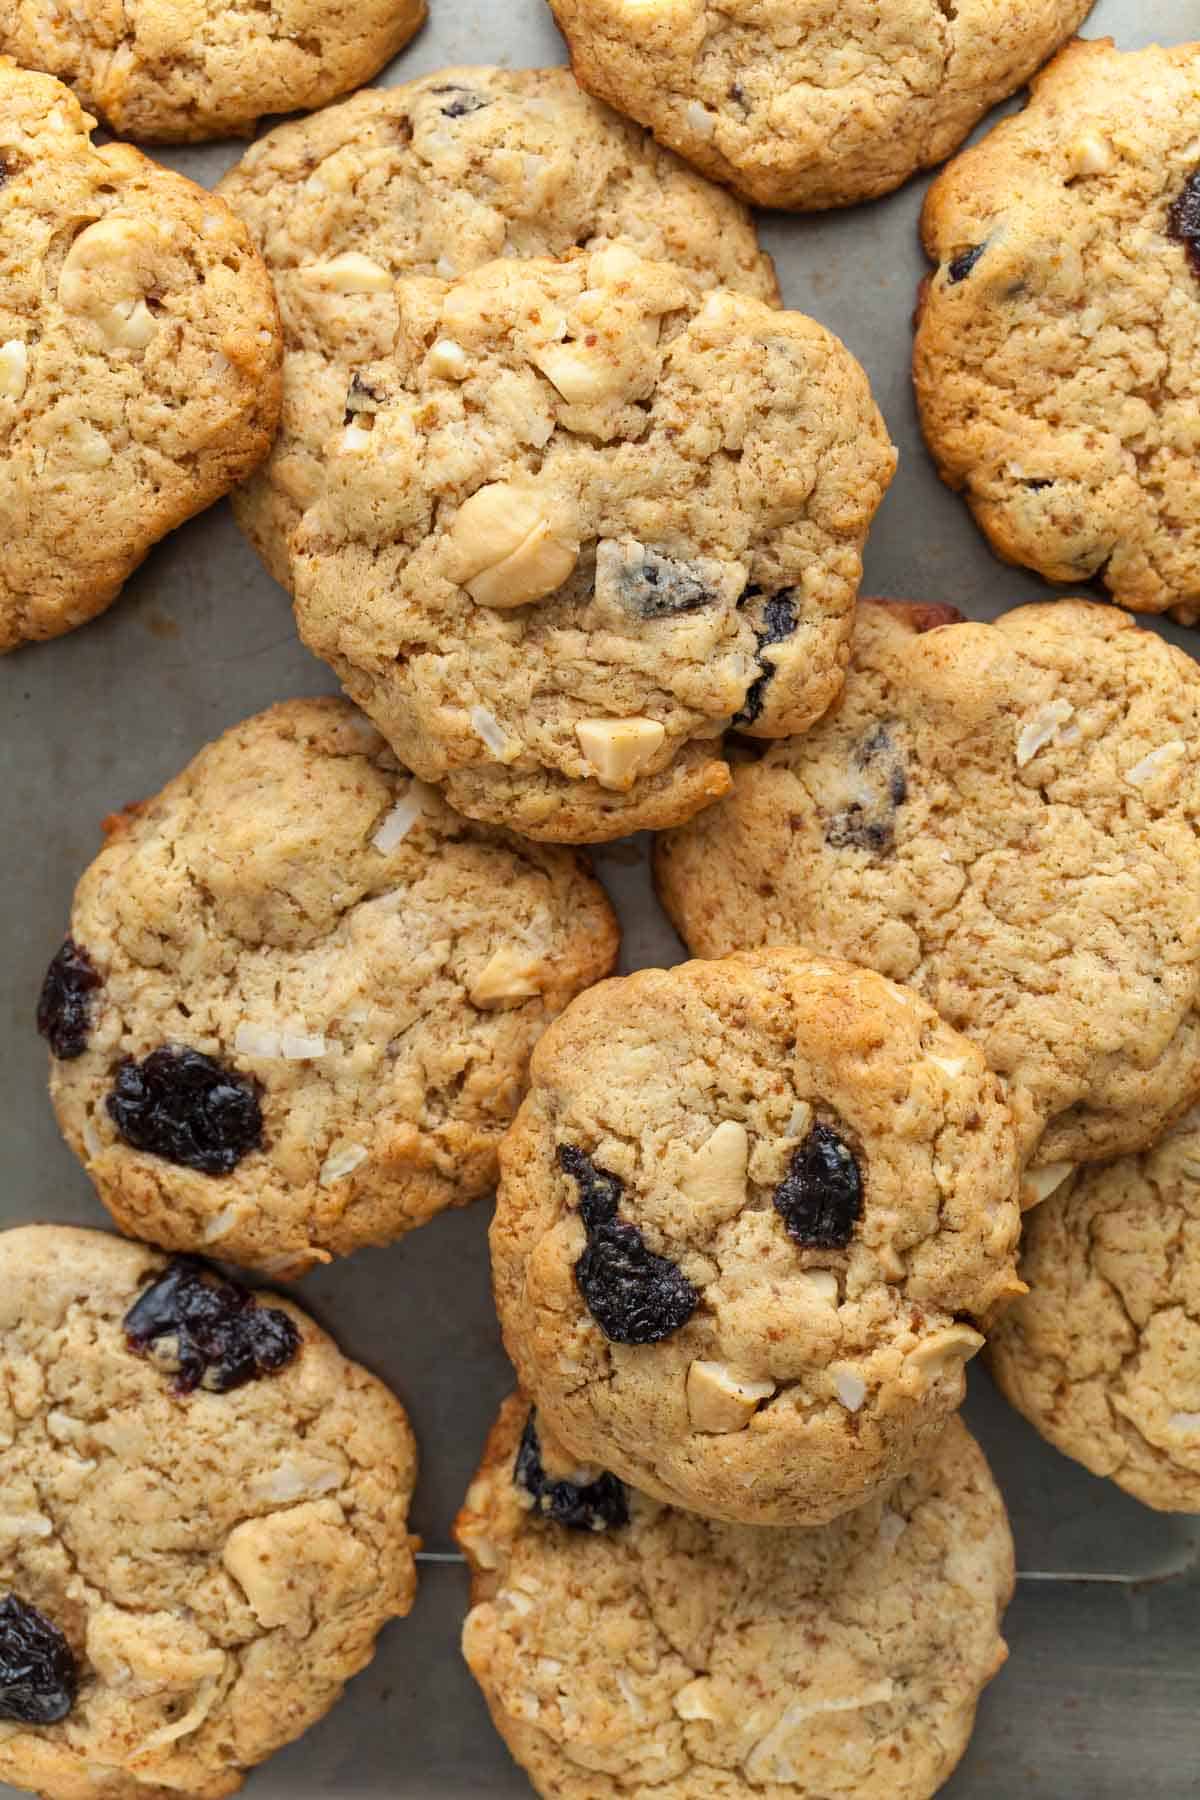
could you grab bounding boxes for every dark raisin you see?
[36,939,102,1060]
[343,372,383,425]
[603,544,717,619]
[124,1256,300,1394]
[1168,170,1200,277]
[947,244,986,283]
[559,1145,698,1345]
[774,1122,863,1249]
[735,591,798,726]
[0,1596,77,1726]
[429,86,489,119]
[106,1047,262,1176]
[514,1413,629,1532]
[825,725,907,854]
[1023,479,1054,492]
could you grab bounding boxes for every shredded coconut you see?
[1125,740,1187,787]
[234,1022,281,1059]
[203,1203,244,1243]
[832,1367,867,1412]
[280,1031,327,1060]
[1016,699,1075,768]
[320,1143,369,1186]
[372,780,434,852]
[470,705,512,757]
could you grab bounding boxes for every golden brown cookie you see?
[490,949,1022,1526]
[455,1395,1014,1800]
[916,38,1200,617]
[0,1226,418,1799]
[657,599,1200,1176]
[0,61,282,651]
[39,699,618,1277]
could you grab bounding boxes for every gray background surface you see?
[4,0,1199,1793]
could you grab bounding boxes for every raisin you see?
[106,1047,262,1176]
[826,724,908,854]
[343,372,383,424]
[124,1256,300,1394]
[514,1413,629,1532]
[0,1596,77,1726]
[947,244,986,283]
[1168,171,1200,277]
[601,543,717,619]
[774,1122,863,1249]
[559,1145,698,1345]
[429,85,489,119]
[36,939,102,1060]
[735,591,798,726]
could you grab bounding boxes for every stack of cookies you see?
[2,6,1200,1799]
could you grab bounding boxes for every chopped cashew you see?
[575,716,665,789]
[428,337,472,379]
[687,1361,775,1433]
[1068,134,1112,177]
[678,1121,749,1219]
[902,1325,984,1392]
[0,339,27,400]
[449,482,577,608]
[470,947,543,1007]
[1023,1161,1075,1206]
[59,215,161,352]
[300,251,392,293]
[795,1270,839,1308]
[533,342,623,404]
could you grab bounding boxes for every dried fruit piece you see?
[430,85,489,119]
[559,1145,698,1344]
[774,1122,863,1249]
[735,591,798,726]
[513,1413,629,1532]
[597,540,718,619]
[0,1596,77,1725]
[1168,170,1200,277]
[948,244,986,283]
[106,1047,262,1175]
[825,724,908,853]
[124,1256,300,1394]
[36,938,102,1060]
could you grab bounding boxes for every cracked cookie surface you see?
[455,1395,1014,1800]
[43,698,619,1277]
[916,38,1200,617]
[291,249,894,842]
[0,1225,418,1800]
[0,0,424,144]
[0,61,281,652]
[990,1112,1200,1512]
[657,600,1200,1175]
[490,949,1021,1526]
[547,0,1090,210]
[217,66,780,592]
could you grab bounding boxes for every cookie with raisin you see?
[490,949,1022,1526]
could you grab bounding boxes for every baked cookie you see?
[291,249,894,842]
[0,62,281,652]
[546,0,1091,211]
[916,38,1200,618]
[39,698,618,1277]
[657,600,1200,1177]
[217,68,780,592]
[490,949,1022,1527]
[456,1395,1014,1800]
[0,0,424,144]
[0,1225,418,1800]
[990,1113,1200,1513]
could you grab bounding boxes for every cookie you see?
[915,38,1200,618]
[990,1112,1200,1513]
[456,1395,1014,1800]
[0,0,424,144]
[0,62,282,652]
[39,698,619,1278]
[490,949,1022,1527]
[290,248,895,842]
[546,0,1090,211]
[217,68,780,595]
[0,1225,418,1800]
[657,599,1200,1177]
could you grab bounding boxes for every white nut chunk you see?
[300,251,392,293]
[449,482,578,609]
[687,1361,775,1433]
[678,1120,748,1221]
[534,341,624,404]
[59,215,162,351]
[575,716,666,789]
[1023,1161,1075,1207]
[0,338,28,400]
[902,1325,984,1393]
[470,946,543,1007]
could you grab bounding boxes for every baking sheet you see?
[4,0,1198,1792]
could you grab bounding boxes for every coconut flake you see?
[251,1461,342,1504]
[132,1676,222,1756]
[1015,699,1074,768]
[685,100,717,138]
[1125,740,1187,788]
[877,1508,908,1550]
[280,1031,327,1060]
[320,1143,369,1186]
[1024,1161,1075,1204]
[0,1514,53,1539]
[471,705,512,757]
[203,1203,244,1243]
[832,1367,867,1412]
[372,780,434,853]
[234,1022,282,1059]
[1170,1412,1200,1433]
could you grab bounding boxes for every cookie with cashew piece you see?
[490,949,1022,1527]
[455,1394,1015,1800]
[0,61,281,651]
[39,698,618,1277]
[291,248,894,842]
[0,1225,418,1800]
